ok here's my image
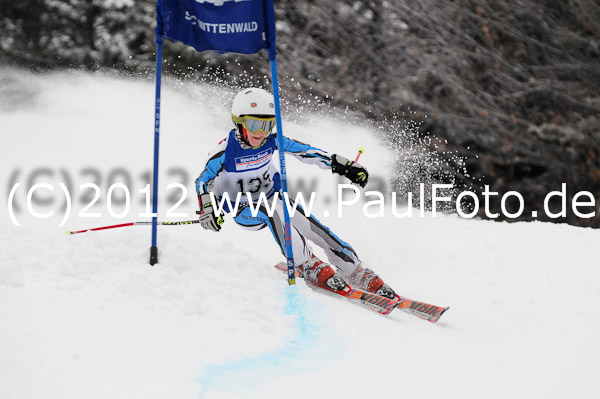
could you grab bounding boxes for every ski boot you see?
[298,255,346,291]
[349,267,396,299]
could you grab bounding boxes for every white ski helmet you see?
[231,87,275,124]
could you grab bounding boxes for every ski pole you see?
[354,147,365,163]
[66,220,199,235]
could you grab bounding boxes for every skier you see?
[195,88,396,299]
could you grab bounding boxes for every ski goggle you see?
[233,115,276,135]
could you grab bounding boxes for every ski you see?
[275,262,449,322]
[275,262,400,315]
[393,295,449,323]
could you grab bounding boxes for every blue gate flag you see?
[156,0,277,59]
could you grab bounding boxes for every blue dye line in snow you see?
[196,285,324,398]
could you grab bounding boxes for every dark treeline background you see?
[1,0,599,226]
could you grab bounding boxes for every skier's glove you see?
[197,193,224,232]
[331,154,369,188]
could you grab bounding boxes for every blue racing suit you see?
[195,129,360,274]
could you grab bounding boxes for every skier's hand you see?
[197,193,224,232]
[331,154,369,188]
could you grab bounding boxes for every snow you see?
[1,68,599,399]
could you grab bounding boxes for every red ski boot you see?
[298,255,346,291]
[349,267,396,299]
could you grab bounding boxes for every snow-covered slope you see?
[1,69,599,399]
